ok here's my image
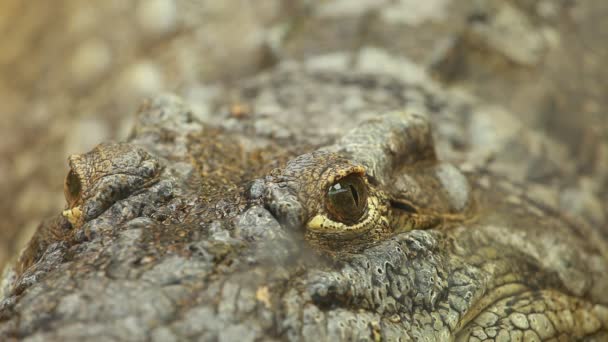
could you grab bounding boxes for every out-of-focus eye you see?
[326,174,368,225]
[64,169,82,205]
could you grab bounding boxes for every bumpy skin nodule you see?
[1,92,607,341]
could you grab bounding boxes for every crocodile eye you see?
[326,174,368,225]
[64,169,82,205]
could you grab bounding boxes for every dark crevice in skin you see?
[0,298,16,323]
[389,200,419,214]
[365,174,381,187]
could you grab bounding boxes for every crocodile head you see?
[1,95,607,341]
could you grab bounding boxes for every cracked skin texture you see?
[1,93,607,341]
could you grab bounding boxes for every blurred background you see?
[1,0,607,269]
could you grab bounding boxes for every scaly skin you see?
[1,89,607,341]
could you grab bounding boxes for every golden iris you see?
[326,174,368,224]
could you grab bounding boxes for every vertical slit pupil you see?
[326,174,368,224]
[349,184,359,206]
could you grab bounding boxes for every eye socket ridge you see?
[325,173,369,225]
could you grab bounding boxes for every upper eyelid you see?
[322,165,367,188]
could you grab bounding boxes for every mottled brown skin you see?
[1,95,607,341]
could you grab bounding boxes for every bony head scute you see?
[326,173,368,225]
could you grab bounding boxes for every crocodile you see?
[1,67,607,341]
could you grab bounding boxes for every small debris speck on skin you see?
[256,286,271,308]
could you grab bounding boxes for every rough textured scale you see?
[1,67,607,341]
